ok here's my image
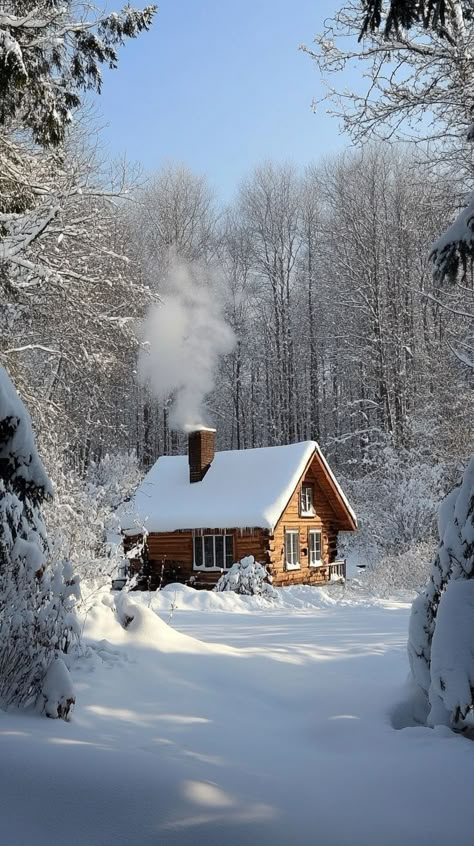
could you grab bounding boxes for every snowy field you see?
[1,584,474,846]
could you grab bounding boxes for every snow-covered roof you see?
[123,440,356,534]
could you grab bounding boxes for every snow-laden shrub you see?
[214,556,276,598]
[341,446,444,560]
[40,656,76,720]
[0,366,79,713]
[408,457,474,727]
[339,444,448,592]
[359,542,435,596]
[45,451,141,588]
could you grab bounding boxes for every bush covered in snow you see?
[339,444,447,591]
[408,457,474,727]
[40,655,76,720]
[45,451,141,589]
[342,445,443,559]
[0,366,79,714]
[358,542,435,596]
[214,556,276,598]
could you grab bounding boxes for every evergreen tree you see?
[408,458,474,726]
[360,0,461,38]
[0,0,156,146]
[0,365,79,713]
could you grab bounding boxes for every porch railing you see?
[328,559,346,581]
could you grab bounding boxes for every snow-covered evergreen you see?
[408,458,474,726]
[0,0,156,147]
[0,366,79,713]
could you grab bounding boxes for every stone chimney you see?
[188,428,216,483]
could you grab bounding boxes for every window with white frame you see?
[300,484,314,516]
[308,530,322,566]
[285,530,300,570]
[193,534,233,570]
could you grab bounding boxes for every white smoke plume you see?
[138,259,236,432]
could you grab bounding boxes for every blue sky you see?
[96,0,355,199]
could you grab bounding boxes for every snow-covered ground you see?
[1,583,474,846]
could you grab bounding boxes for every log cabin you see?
[122,429,357,589]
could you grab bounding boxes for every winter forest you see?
[1,0,474,844]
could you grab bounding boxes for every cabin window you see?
[193,534,234,570]
[285,530,300,570]
[308,530,322,566]
[300,484,315,516]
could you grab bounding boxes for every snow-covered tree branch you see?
[0,1,156,146]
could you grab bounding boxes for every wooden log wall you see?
[128,527,270,588]
[269,460,340,587]
[145,527,269,566]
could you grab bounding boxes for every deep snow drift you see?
[1,583,474,846]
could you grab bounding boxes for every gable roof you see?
[123,440,356,535]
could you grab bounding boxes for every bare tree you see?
[303,0,474,358]
[302,1,474,183]
[130,163,218,273]
[125,163,219,459]
[236,162,303,443]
